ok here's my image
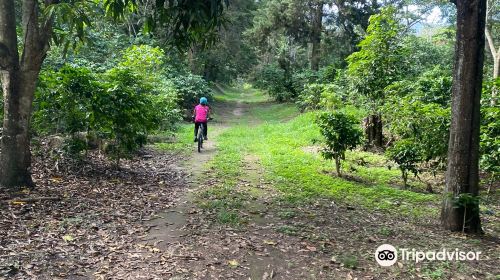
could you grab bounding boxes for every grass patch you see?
[214,85,269,103]
[207,94,439,219]
[277,225,299,236]
[154,124,193,154]
[167,88,442,223]
[216,210,242,225]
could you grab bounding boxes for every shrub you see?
[317,112,363,177]
[385,139,423,188]
[33,66,98,136]
[93,67,158,162]
[297,83,324,112]
[480,105,499,185]
[170,74,213,112]
[383,97,450,164]
[297,83,342,112]
[291,69,319,95]
[33,64,165,162]
[252,64,295,102]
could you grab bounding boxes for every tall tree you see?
[346,6,408,148]
[310,0,324,71]
[485,0,499,105]
[0,0,227,189]
[441,0,486,233]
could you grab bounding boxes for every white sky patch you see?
[426,7,444,24]
[407,5,444,25]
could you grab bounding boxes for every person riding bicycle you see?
[193,97,210,142]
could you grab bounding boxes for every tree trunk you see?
[485,27,499,106]
[0,70,39,188]
[441,0,486,234]
[0,0,52,189]
[310,1,323,71]
[485,0,499,106]
[363,114,383,148]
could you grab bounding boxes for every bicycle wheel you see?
[197,124,204,152]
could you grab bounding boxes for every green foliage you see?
[383,97,450,163]
[94,67,157,160]
[296,83,323,112]
[119,45,165,81]
[297,83,341,112]
[385,139,422,188]
[33,66,98,135]
[170,74,214,111]
[480,104,499,179]
[103,0,228,48]
[346,6,408,110]
[119,45,182,129]
[33,61,174,161]
[291,69,320,95]
[252,63,295,102]
[316,112,363,176]
[384,66,452,107]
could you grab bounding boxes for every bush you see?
[252,64,295,102]
[291,69,319,95]
[33,66,98,136]
[297,83,324,112]
[383,97,450,164]
[317,111,363,177]
[386,139,422,188]
[33,64,164,162]
[93,67,158,162]
[170,74,213,112]
[297,83,342,112]
[480,105,499,183]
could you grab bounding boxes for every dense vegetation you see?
[0,0,498,276]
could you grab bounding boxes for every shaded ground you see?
[1,87,498,279]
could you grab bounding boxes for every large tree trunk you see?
[1,70,39,188]
[0,0,52,189]
[441,0,486,233]
[310,1,323,71]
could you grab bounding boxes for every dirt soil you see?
[1,99,499,280]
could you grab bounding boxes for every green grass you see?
[154,124,193,154]
[164,88,441,220]
[208,92,438,218]
[213,84,269,103]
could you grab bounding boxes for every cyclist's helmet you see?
[200,97,208,105]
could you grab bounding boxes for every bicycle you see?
[197,122,205,153]
[196,117,212,153]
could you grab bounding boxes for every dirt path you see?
[140,99,245,257]
[135,91,499,280]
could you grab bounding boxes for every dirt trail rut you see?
[141,100,244,252]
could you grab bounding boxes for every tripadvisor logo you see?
[375,244,398,266]
[375,244,482,266]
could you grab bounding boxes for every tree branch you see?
[0,0,20,70]
[485,27,498,61]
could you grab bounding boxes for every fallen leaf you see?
[263,240,277,245]
[228,259,239,268]
[62,235,74,242]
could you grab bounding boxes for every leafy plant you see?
[480,102,499,189]
[346,6,408,111]
[385,139,423,188]
[452,193,480,233]
[296,83,324,112]
[317,112,363,177]
[252,63,295,102]
[93,67,157,163]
